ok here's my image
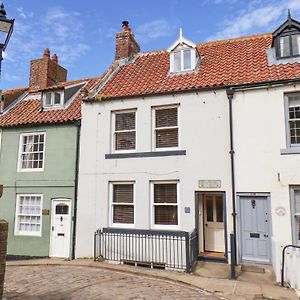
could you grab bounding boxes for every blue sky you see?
[1,0,300,90]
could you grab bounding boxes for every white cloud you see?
[2,6,89,84]
[136,19,174,43]
[208,0,300,41]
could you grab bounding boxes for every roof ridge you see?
[199,32,272,46]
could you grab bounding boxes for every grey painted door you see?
[240,196,270,263]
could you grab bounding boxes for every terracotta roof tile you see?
[98,33,300,99]
[0,77,100,127]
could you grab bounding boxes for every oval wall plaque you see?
[275,206,286,216]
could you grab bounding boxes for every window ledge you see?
[280,147,300,155]
[105,150,186,159]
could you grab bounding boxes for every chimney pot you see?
[52,54,58,64]
[43,48,50,58]
[122,20,130,31]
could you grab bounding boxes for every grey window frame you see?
[282,93,300,154]
[290,186,300,245]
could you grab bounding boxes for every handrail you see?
[281,244,300,287]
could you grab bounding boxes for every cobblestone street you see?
[4,265,220,300]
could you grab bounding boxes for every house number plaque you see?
[198,180,221,189]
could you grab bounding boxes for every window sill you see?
[280,147,300,155]
[105,150,186,159]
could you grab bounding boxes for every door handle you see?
[52,226,54,231]
[205,224,208,227]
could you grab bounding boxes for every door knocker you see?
[251,199,256,209]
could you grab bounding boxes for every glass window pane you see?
[56,204,69,215]
[154,205,178,225]
[174,51,181,72]
[113,205,134,224]
[115,131,136,150]
[115,112,135,131]
[156,128,178,148]
[292,34,300,56]
[296,215,300,242]
[280,36,290,57]
[154,184,177,203]
[155,108,178,128]
[113,184,134,203]
[45,92,52,106]
[183,50,191,70]
[295,190,300,213]
[206,198,213,222]
[54,92,61,105]
[216,196,224,222]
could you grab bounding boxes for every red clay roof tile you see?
[0,77,101,127]
[98,33,300,99]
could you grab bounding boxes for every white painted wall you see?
[76,90,233,257]
[233,83,300,286]
[76,82,300,287]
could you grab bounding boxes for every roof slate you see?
[98,33,300,99]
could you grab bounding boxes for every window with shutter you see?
[153,183,178,226]
[112,183,134,225]
[154,106,179,149]
[114,110,136,151]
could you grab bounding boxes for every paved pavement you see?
[4,265,219,300]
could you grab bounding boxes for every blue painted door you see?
[240,196,270,263]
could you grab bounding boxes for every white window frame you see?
[152,104,180,151]
[170,47,196,73]
[111,109,137,153]
[18,132,46,172]
[43,90,64,109]
[109,181,135,228]
[14,194,43,237]
[150,181,180,230]
[290,186,300,245]
[285,93,300,150]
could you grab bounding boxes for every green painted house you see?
[0,49,99,259]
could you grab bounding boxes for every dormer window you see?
[43,90,64,108]
[273,11,300,59]
[168,29,199,74]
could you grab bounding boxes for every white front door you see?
[50,199,72,258]
[204,194,225,253]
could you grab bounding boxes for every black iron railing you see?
[281,244,300,287]
[94,227,198,272]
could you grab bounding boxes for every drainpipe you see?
[226,88,237,279]
[71,120,81,260]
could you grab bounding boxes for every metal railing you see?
[281,244,300,287]
[94,227,198,273]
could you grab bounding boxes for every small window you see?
[113,110,136,151]
[153,183,178,226]
[18,133,45,171]
[292,34,300,56]
[154,106,179,149]
[171,48,193,72]
[55,204,69,215]
[112,183,134,225]
[15,194,42,236]
[291,187,300,244]
[286,94,300,147]
[43,90,64,108]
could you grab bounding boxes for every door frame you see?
[195,191,228,263]
[237,193,272,265]
[49,198,72,258]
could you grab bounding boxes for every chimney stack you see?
[115,21,140,60]
[29,49,67,91]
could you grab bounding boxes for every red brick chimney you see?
[115,21,140,60]
[29,49,67,91]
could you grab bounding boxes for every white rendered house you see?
[76,16,300,286]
